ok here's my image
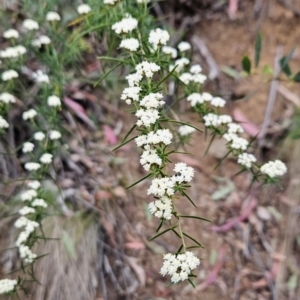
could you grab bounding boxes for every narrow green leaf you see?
[181,191,197,207]
[121,124,137,143]
[293,71,300,82]
[94,62,122,87]
[204,134,216,156]
[126,173,152,189]
[97,56,128,63]
[156,219,164,233]
[176,244,183,254]
[161,119,202,133]
[262,64,273,75]
[186,245,204,250]
[279,49,295,77]
[255,32,262,67]
[214,150,232,170]
[188,278,196,288]
[111,135,137,152]
[242,56,251,74]
[179,215,211,222]
[156,65,178,87]
[149,225,178,241]
[183,232,204,248]
[171,228,182,239]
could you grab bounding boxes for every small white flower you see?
[18,206,35,216]
[140,93,164,109]
[1,70,18,81]
[23,19,39,30]
[121,86,141,104]
[33,131,45,141]
[49,130,61,140]
[178,41,191,52]
[20,189,37,201]
[22,109,37,120]
[39,153,53,164]
[15,45,27,55]
[32,198,48,208]
[172,57,190,73]
[160,251,200,283]
[178,125,196,136]
[112,15,138,34]
[27,181,41,189]
[136,61,161,78]
[230,136,249,151]
[223,132,238,142]
[187,92,213,107]
[173,162,195,183]
[135,129,173,147]
[162,46,177,58]
[126,72,143,87]
[77,4,91,14]
[19,245,37,264]
[39,35,51,45]
[47,95,61,107]
[140,149,162,171]
[211,97,226,107]
[15,231,30,246]
[22,142,34,153]
[46,11,61,21]
[218,115,232,124]
[227,123,244,134]
[24,162,41,171]
[260,160,287,178]
[192,73,207,84]
[119,38,140,52]
[32,70,49,83]
[3,29,19,39]
[179,72,193,85]
[237,153,257,169]
[149,28,170,50]
[147,177,175,197]
[0,116,9,128]
[190,64,202,74]
[203,113,220,127]
[148,196,173,220]
[137,0,150,3]
[0,279,18,294]
[135,109,160,127]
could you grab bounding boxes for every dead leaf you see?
[233,108,260,137]
[124,242,145,250]
[257,206,271,221]
[64,96,96,129]
[103,124,117,145]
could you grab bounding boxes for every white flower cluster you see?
[148,196,172,220]
[22,108,37,120]
[121,86,141,104]
[47,95,61,107]
[32,35,51,48]
[136,61,161,78]
[140,149,162,170]
[187,92,212,106]
[32,70,49,83]
[1,70,18,81]
[178,41,191,52]
[149,28,170,50]
[77,4,91,14]
[0,92,16,104]
[135,129,173,147]
[23,19,39,30]
[0,45,27,58]
[162,46,177,59]
[178,125,196,136]
[148,177,175,197]
[119,38,140,52]
[140,93,164,109]
[104,0,120,5]
[173,162,195,183]
[260,160,287,178]
[46,11,61,21]
[0,279,17,294]
[0,116,9,129]
[237,153,257,168]
[160,252,200,283]
[3,29,19,39]
[112,15,138,34]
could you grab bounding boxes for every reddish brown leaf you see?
[233,108,260,137]
[64,96,96,129]
[102,124,117,145]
